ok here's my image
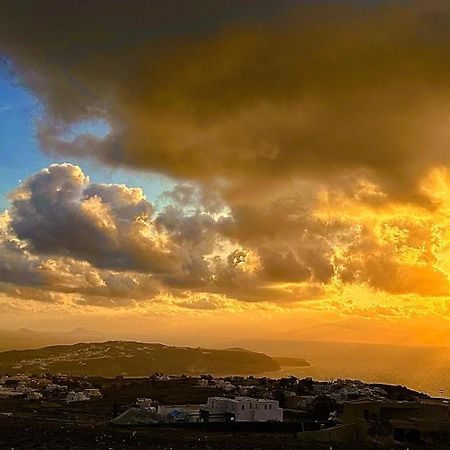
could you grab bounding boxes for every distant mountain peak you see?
[16,328,37,334]
[66,327,97,335]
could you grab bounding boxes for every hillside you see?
[0,341,280,377]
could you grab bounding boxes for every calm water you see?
[242,340,450,397]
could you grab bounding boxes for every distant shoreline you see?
[272,356,310,367]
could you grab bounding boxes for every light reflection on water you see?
[246,340,450,397]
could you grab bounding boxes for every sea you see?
[238,340,450,398]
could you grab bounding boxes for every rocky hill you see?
[0,341,280,376]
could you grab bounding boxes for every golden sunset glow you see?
[1,1,450,351]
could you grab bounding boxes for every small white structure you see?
[26,391,43,401]
[154,374,171,381]
[15,383,33,394]
[136,398,156,410]
[66,391,90,403]
[204,397,283,422]
[216,380,236,392]
[44,384,68,394]
[84,388,102,398]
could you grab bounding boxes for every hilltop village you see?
[0,372,450,449]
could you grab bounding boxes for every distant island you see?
[0,341,282,377]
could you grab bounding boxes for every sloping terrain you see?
[0,341,280,376]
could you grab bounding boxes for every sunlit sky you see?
[1,0,450,346]
[0,68,173,209]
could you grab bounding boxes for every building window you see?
[269,404,272,409]
[264,405,267,409]
[242,405,245,410]
[250,403,253,409]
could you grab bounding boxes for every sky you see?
[0,66,173,209]
[1,0,450,347]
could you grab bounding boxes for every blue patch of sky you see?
[0,66,174,210]
[59,119,112,142]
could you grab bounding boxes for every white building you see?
[66,391,90,403]
[44,384,68,394]
[136,398,156,410]
[84,388,102,398]
[215,380,236,392]
[26,391,43,401]
[15,382,33,394]
[203,397,283,422]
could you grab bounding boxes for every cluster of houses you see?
[112,374,450,446]
[297,397,450,446]
[3,372,450,445]
[112,376,395,426]
[193,375,389,407]
[113,395,283,424]
[66,388,102,403]
[0,374,102,404]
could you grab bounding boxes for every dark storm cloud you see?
[1,162,450,304]
[1,1,450,204]
[9,164,182,274]
[0,215,162,305]
[0,164,338,304]
[1,2,450,305]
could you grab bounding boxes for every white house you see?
[84,388,102,398]
[15,382,33,394]
[26,391,43,401]
[136,398,156,409]
[66,391,90,403]
[44,383,68,394]
[203,397,283,422]
[215,380,236,392]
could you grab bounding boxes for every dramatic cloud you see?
[10,164,180,274]
[2,0,450,332]
[1,164,334,304]
[2,1,450,205]
[0,210,162,306]
[2,163,450,310]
